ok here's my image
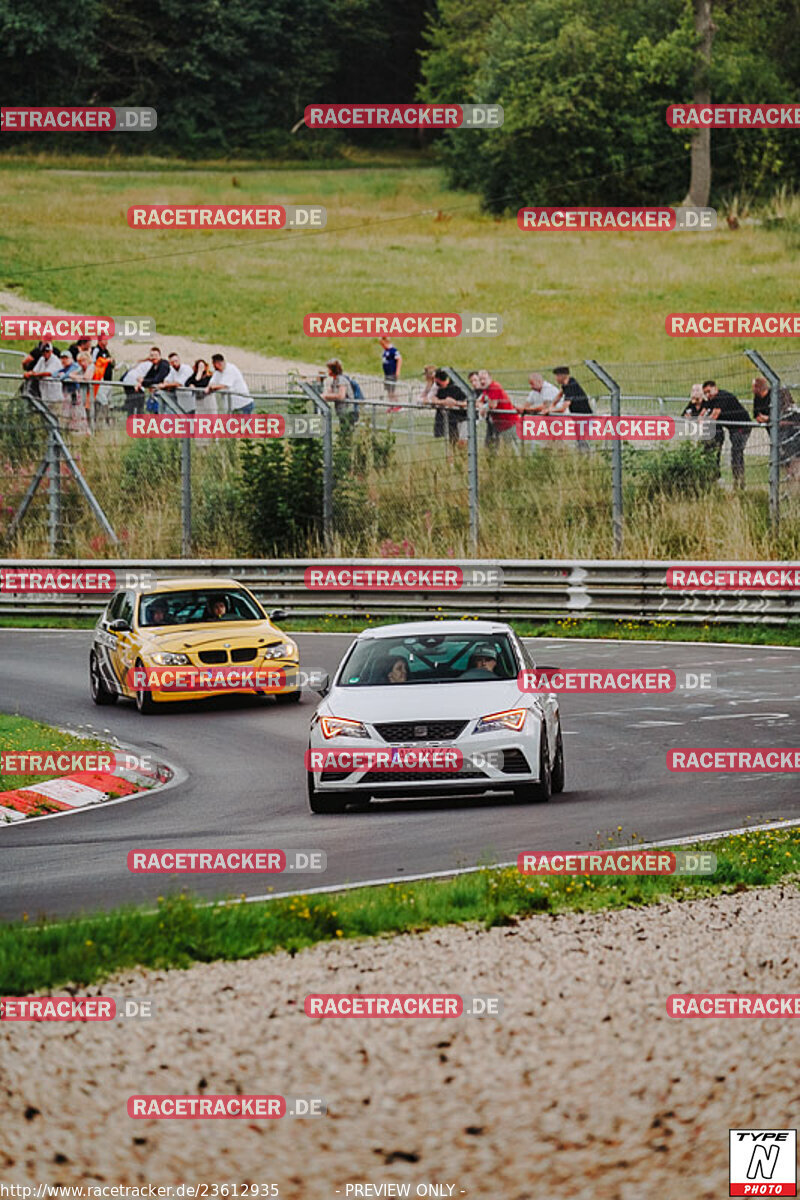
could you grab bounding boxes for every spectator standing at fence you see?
[121,357,151,416]
[90,335,115,426]
[419,364,439,408]
[186,359,212,415]
[379,336,402,410]
[161,352,193,411]
[320,358,356,429]
[24,343,63,406]
[56,351,86,434]
[477,367,519,454]
[135,347,170,413]
[551,366,592,453]
[778,386,800,484]
[206,353,253,415]
[752,376,772,425]
[519,372,560,451]
[22,339,60,371]
[702,379,751,489]
[68,334,91,362]
[75,351,96,431]
[433,368,468,449]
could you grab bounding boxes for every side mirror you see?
[108,618,131,633]
[313,672,330,697]
[270,608,289,623]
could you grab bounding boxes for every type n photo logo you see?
[729,1129,797,1196]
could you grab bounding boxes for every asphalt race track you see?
[2,629,800,921]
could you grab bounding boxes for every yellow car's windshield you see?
[138,588,263,627]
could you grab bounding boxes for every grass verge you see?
[0,714,111,795]
[2,826,798,994]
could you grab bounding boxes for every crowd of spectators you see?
[20,339,253,433]
[16,333,800,487]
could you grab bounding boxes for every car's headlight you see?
[152,652,191,666]
[263,641,297,659]
[474,707,528,733]
[319,716,370,740]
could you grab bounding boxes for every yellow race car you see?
[89,577,301,713]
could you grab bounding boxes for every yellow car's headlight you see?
[152,652,191,666]
[263,641,297,659]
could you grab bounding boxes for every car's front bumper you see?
[141,659,301,703]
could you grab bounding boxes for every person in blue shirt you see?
[379,336,402,409]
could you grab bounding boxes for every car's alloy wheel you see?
[551,724,565,794]
[135,659,157,714]
[515,727,551,803]
[89,651,117,706]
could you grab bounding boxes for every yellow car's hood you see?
[139,621,291,654]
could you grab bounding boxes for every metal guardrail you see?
[0,559,798,625]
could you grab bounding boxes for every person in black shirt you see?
[703,380,751,488]
[68,336,91,361]
[135,347,171,413]
[433,369,468,448]
[553,366,592,452]
[752,376,772,425]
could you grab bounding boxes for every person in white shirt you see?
[121,358,152,416]
[206,354,253,413]
[161,352,194,411]
[519,372,561,452]
[25,343,63,406]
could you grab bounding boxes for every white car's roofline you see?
[357,620,513,639]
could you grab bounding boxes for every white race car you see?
[307,620,564,813]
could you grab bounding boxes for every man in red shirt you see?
[477,368,520,454]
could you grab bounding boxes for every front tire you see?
[89,651,117,706]
[307,771,350,813]
[514,727,551,803]
[135,659,158,714]
[551,725,565,794]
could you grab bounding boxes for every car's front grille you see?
[373,720,468,743]
[360,769,486,784]
[500,749,531,774]
[231,647,258,662]
[198,649,227,664]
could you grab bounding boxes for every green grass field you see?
[0,713,111,798]
[1,157,798,375]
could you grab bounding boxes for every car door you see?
[108,590,137,690]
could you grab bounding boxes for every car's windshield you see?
[338,633,518,686]
[138,588,263,627]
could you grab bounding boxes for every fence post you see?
[181,435,192,556]
[445,366,479,553]
[298,381,333,552]
[585,359,623,554]
[745,349,780,535]
[47,426,62,554]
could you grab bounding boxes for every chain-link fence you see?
[1,348,798,560]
